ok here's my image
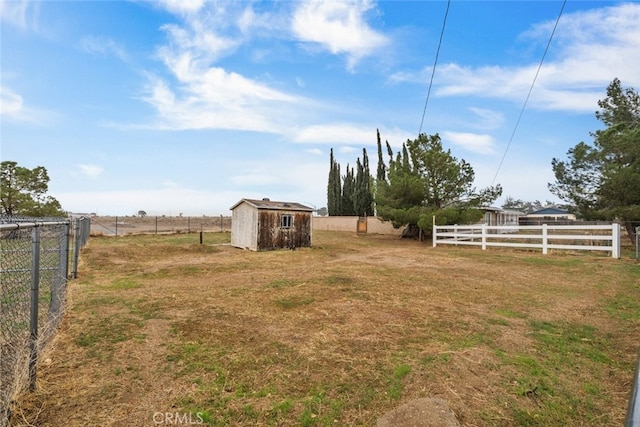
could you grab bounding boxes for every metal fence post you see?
[72,218,81,279]
[29,225,41,391]
[50,222,69,316]
[63,221,70,280]
[626,347,640,426]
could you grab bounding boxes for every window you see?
[281,214,292,228]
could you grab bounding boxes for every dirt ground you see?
[9,231,640,426]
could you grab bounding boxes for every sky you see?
[1,0,640,216]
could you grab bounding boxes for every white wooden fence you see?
[432,223,621,258]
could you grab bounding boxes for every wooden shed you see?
[230,198,313,251]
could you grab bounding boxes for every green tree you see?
[376,133,502,236]
[549,78,640,241]
[341,164,355,216]
[327,149,342,216]
[0,161,65,217]
[376,129,386,182]
[354,148,374,217]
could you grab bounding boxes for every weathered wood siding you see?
[231,202,258,250]
[257,211,312,251]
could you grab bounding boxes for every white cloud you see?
[77,164,103,179]
[0,0,37,30]
[142,65,304,132]
[292,123,375,145]
[154,0,204,16]
[392,3,640,113]
[79,36,127,60]
[468,107,505,130]
[0,86,23,116]
[441,131,496,155]
[291,0,389,70]
[291,123,413,147]
[306,148,323,155]
[0,85,54,124]
[137,3,316,133]
[230,174,279,186]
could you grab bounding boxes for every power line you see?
[418,0,451,136]
[491,0,567,185]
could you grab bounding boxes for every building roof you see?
[230,198,314,212]
[528,207,570,216]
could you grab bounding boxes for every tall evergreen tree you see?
[361,148,374,216]
[341,165,356,215]
[327,149,342,216]
[376,129,386,182]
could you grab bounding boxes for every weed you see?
[388,364,411,400]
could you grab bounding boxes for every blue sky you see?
[2,0,639,216]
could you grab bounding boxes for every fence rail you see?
[0,216,90,427]
[433,223,621,258]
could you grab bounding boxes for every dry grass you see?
[10,231,640,426]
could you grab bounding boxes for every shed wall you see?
[257,211,312,250]
[231,203,258,250]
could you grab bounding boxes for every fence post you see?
[626,347,640,426]
[612,223,621,259]
[482,224,487,250]
[29,225,41,391]
[72,218,81,279]
[432,215,437,248]
[636,226,639,260]
[542,224,548,255]
[454,224,458,246]
[50,222,69,316]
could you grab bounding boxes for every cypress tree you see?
[327,148,342,216]
[341,164,355,216]
[361,148,374,216]
[376,129,386,182]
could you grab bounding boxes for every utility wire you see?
[491,0,567,185]
[418,0,451,136]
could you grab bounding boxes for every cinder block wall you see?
[312,216,403,235]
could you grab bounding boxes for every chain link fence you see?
[90,215,231,236]
[0,216,90,427]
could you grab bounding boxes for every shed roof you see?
[230,198,314,212]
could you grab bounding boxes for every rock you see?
[376,398,460,427]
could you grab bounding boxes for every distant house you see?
[230,198,313,251]
[481,207,523,226]
[522,207,576,225]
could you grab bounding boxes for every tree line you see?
[328,78,639,241]
[328,130,502,237]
